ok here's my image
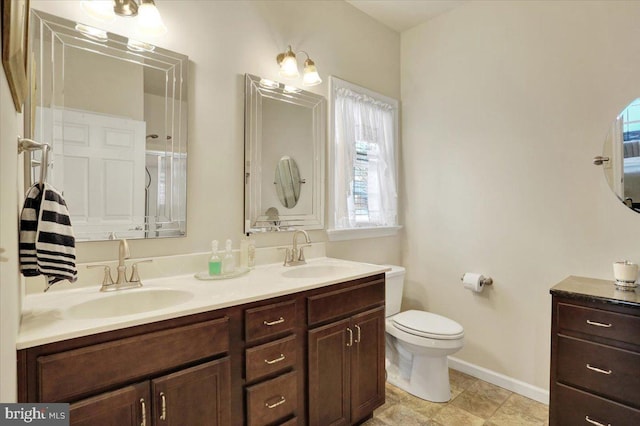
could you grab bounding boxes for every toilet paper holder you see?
[460,274,493,286]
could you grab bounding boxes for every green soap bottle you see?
[209,240,222,275]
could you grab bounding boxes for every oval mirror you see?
[602,98,640,212]
[275,156,302,208]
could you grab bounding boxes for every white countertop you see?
[18,257,389,349]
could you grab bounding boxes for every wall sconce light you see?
[80,0,167,37]
[276,45,322,86]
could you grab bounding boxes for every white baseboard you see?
[448,356,549,405]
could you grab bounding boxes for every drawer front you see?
[558,302,640,346]
[246,335,297,383]
[245,300,296,343]
[307,278,384,326]
[246,371,297,426]
[557,335,640,407]
[279,418,297,426]
[37,317,229,402]
[554,383,640,426]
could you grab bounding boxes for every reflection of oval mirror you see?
[275,156,302,208]
[602,98,640,212]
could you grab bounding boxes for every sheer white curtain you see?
[333,86,397,229]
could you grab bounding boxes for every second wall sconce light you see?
[276,45,322,87]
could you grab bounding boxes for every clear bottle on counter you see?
[246,232,256,268]
[240,234,249,270]
[222,239,236,274]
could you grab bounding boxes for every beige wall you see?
[0,39,22,400]
[29,0,401,265]
[65,48,144,120]
[401,0,640,390]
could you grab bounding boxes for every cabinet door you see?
[350,306,386,423]
[308,318,351,426]
[152,357,231,426]
[69,382,149,426]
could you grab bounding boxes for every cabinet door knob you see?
[160,392,167,420]
[586,320,612,328]
[139,398,147,426]
[346,327,353,347]
[263,317,285,326]
[586,364,612,375]
[585,415,611,426]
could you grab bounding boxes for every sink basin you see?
[66,289,193,319]
[281,264,352,279]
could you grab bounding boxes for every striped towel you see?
[19,183,78,291]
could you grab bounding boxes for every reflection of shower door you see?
[613,116,624,198]
[43,108,146,240]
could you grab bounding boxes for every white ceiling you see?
[346,0,467,33]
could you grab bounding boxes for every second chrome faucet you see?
[282,230,311,266]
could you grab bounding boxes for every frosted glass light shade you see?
[303,59,322,86]
[279,54,300,79]
[136,2,168,37]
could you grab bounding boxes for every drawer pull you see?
[264,354,286,365]
[354,324,361,343]
[346,327,353,347]
[160,392,167,420]
[586,320,613,328]
[586,364,612,375]
[265,396,286,409]
[140,398,147,426]
[585,415,611,426]
[263,317,285,326]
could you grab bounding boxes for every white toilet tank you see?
[384,265,405,317]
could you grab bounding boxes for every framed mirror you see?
[244,74,325,231]
[26,10,188,241]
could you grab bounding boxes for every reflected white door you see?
[42,108,146,240]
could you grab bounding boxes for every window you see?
[328,77,400,241]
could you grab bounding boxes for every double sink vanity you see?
[18,256,388,426]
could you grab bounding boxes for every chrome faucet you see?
[283,230,311,266]
[116,239,130,285]
[87,238,152,291]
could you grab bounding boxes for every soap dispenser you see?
[222,239,236,274]
[209,240,221,276]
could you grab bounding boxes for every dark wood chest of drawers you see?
[550,276,640,426]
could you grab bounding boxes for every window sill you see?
[326,226,402,242]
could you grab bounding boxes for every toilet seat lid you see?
[392,310,464,340]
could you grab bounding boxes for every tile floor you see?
[365,369,549,426]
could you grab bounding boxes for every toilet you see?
[384,265,464,402]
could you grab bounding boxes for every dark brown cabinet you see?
[151,358,231,425]
[550,277,640,426]
[307,277,386,426]
[244,299,300,426]
[69,382,150,426]
[68,358,230,426]
[18,272,387,426]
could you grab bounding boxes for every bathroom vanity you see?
[17,258,386,426]
[549,276,640,425]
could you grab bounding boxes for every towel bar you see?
[18,137,50,190]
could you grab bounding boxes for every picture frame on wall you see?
[1,0,30,113]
